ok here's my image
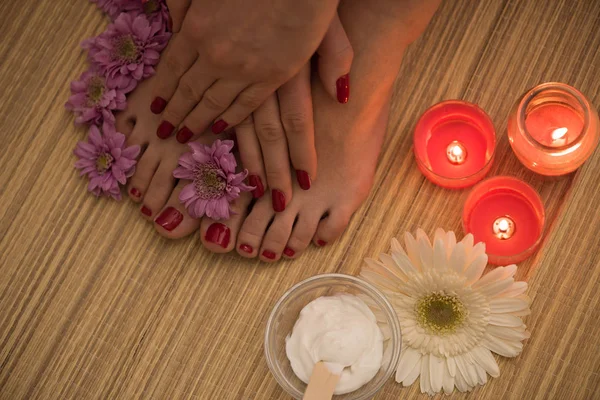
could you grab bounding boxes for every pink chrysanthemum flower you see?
[74,123,140,200]
[65,70,126,126]
[173,140,253,220]
[90,0,125,20]
[83,12,170,93]
[122,0,170,31]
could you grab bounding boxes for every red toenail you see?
[248,175,264,198]
[317,240,327,247]
[272,189,286,212]
[141,205,152,216]
[157,121,175,139]
[205,223,230,248]
[211,119,228,134]
[336,74,350,104]
[150,97,167,114]
[283,247,295,257]
[130,187,141,197]
[239,244,253,254]
[296,170,311,190]
[155,207,183,231]
[262,250,277,260]
[176,126,194,143]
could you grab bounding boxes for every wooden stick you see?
[303,362,342,400]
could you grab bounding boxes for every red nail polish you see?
[155,207,183,231]
[130,187,141,197]
[176,126,194,143]
[239,244,253,254]
[141,205,152,216]
[296,170,311,190]
[283,247,295,257]
[157,121,175,139]
[336,74,350,104]
[167,15,173,32]
[150,97,167,114]
[262,250,277,260]
[205,223,230,248]
[272,189,286,212]
[248,175,264,198]
[211,119,228,134]
[317,240,327,247]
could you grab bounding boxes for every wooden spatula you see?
[302,361,343,400]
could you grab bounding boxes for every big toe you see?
[153,180,201,239]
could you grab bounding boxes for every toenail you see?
[262,250,277,260]
[155,207,183,231]
[150,97,167,114]
[283,247,295,257]
[205,223,230,248]
[336,74,350,104]
[272,189,286,212]
[157,121,175,139]
[317,239,327,247]
[239,243,253,254]
[211,119,228,134]
[176,126,194,143]
[296,170,311,190]
[141,205,152,216]
[130,187,141,197]
[248,175,264,198]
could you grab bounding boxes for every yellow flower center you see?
[143,0,159,14]
[416,292,466,335]
[194,162,226,199]
[114,35,139,62]
[87,76,105,105]
[96,152,114,174]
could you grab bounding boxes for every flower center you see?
[416,292,467,335]
[96,152,114,174]
[87,76,105,106]
[113,35,139,62]
[194,162,226,199]
[143,0,160,14]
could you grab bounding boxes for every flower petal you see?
[449,242,467,275]
[442,364,455,394]
[404,232,422,270]
[433,238,446,270]
[473,265,518,289]
[463,253,488,285]
[489,313,525,327]
[497,281,528,297]
[482,333,523,357]
[420,353,431,395]
[401,357,422,387]
[486,325,529,342]
[471,346,500,378]
[429,353,444,393]
[490,297,529,313]
[395,347,422,383]
[418,236,433,271]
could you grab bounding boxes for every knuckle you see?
[265,168,288,186]
[256,122,284,144]
[177,78,200,101]
[163,55,186,78]
[238,91,264,111]
[201,90,228,111]
[281,112,310,136]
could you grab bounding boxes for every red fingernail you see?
[317,239,327,247]
[211,119,228,134]
[157,121,175,139]
[176,126,193,143]
[155,207,183,231]
[248,175,264,198]
[167,15,173,32]
[141,205,152,216]
[283,247,295,257]
[205,223,230,248]
[336,74,350,104]
[130,187,141,197]
[272,189,286,212]
[296,170,311,190]
[239,244,253,254]
[262,250,277,260]
[150,97,167,114]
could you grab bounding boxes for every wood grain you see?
[1,0,600,399]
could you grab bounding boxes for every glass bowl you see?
[264,273,402,400]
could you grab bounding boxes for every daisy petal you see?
[395,347,422,383]
[420,353,431,395]
[497,281,528,297]
[472,265,518,288]
[419,236,433,271]
[490,297,529,313]
[449,242,467,274]
[471,346,500,378]
[401,358,422,387]
[433,238,446,270]
[404,232,422,270]
[446,356,456,377]
[489,313,525,327]
[482,333,523,357]
[463,253,488,285]
[429,353,445,393]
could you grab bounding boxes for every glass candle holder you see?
[508,82,600,176]
[462,176,545,265]
[413,100,496,189]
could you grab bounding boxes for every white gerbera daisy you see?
[359,228,530,395]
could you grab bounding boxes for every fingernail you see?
[176,126,193,143]
[167,15,173,32]
[211,119,228,134]
[141,205,152,216]
[248,175,264,198]
[239,244,253,254]
[336,74,350,104]
[155,207,183,231]
[205,223,230,248]
[262,250,277,260]
[317,239,327,247]
[296,170,311,190]
[157,121,175,139]
[150,97,167,114]
[283,247,295,257]
[272,189,286,212]
[130,187,141,197]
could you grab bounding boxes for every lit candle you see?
[414,100,496,189]
[462,176,545,265]
[508,82,599,175]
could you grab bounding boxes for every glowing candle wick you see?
[550,127,568,145]
[493,216,515,240]
[446,141,467,165]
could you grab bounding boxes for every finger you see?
[254,95,293,213]
[235,116,267,199]
[149,33,198,116]
[165,0,190,32]
[176,79,248,143]
[277,64,316,189]
[317,13,353,104]
[210,83,274,134]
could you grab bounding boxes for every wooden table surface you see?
[1,0,600,399]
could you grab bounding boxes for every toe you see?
[139,157,177,219]
[313,208,352,247]
[115,109,135,137]
[258,210,296,262]
[127,146,159,203]
[285,211,321,258]
[153,180,200,239]
[236,196,275,258]
[200,192,253,253]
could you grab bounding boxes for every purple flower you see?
[122,0,170,31]
[74,123,140,200]
[65,70,126,126]
[173,140,253,220]
[90,0,125,20]
[83,12,170,93]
